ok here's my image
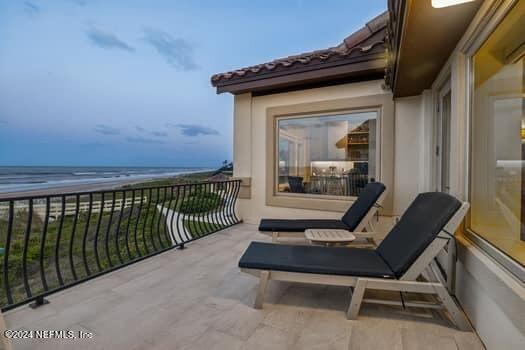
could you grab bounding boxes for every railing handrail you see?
[0,179,242,312]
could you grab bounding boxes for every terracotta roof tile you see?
[211,11,388,86]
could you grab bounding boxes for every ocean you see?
[0,166,212,194]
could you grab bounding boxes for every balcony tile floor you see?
[4,224,484,350]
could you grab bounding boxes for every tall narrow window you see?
[276,110,378,198]
[470,1,525,266]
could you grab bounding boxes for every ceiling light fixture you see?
[431,0,476,8]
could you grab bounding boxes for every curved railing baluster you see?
[216,182,228,228]
[114,190,126,265]
[104,192,116,268]
[55,196,66,285]
[205,183,213,233]
[93,193,104,272]
[22,199,33,298]
[179,185,190,241]
[166,187,176,246]
[125,189,135,260]
[232,180,241,223]
[39,198,50,290]
[228,180,239,225]
[82,193,93,276]
[201,183,211,234]
[188,183,201,236]
[68,194,80,281]
[149,188,159,251]
[197,183,208,235]
[184,184,194,236]
[209,183,220,232]
[223,181,234,227]
[3,202,14,305]
[156,187,168,248]
[133,189,144,258]
[193,183,206,236]
[171,186,182,245]
[162,187,173,247]
[218,182,228,227]
[225,181,235,226]
[141,189,152,254]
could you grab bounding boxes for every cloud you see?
[24,2,40,15]
[151,130,168,137]
[126,136,164,144]
[143,28,198,70]
[136,126,168,137]
[93,124,121,135]
[87,27,134,52]
[0,120,7,125]
[171,124,219,137]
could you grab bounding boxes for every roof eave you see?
[387,0,481,97]
[214,52,387,95]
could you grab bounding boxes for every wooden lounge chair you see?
[259,182,386,243]
[239,192,471,330]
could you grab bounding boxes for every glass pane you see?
[277,111,377,197]
[470,1,525,266]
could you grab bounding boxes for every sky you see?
[0,0,386,167]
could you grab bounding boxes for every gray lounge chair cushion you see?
[341,182,386,230]
[258,219,349,232]
[376,192,461,278]
[238,242,394,279]
[258,182,385,232]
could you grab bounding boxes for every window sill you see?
[463,229,525,283]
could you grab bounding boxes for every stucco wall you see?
[393,95,423,215]
[233,80,394,224]
[455,236,525,349]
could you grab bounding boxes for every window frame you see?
[264,93,393,213]
[462,0,525,282]
[274,107,382,201]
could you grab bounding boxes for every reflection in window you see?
[277,111,378,197]
[470,0,525,266]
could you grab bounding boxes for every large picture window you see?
[276,110,378,198]
[469,0,525,267]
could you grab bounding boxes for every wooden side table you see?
[304,229,356,246]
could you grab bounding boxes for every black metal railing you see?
[0,180,241,311]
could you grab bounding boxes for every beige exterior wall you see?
[232,80,395,224]
[232,80,429,220]
[393,95,423,215]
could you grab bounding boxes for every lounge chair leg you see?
[434,284,471,331]
[347,279,367,320]
[446,238,456,293]
[254,271,270,309]
[272,232,279,243]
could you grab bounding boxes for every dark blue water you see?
[0,166,211,193]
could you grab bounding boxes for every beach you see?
[0,169,215,200]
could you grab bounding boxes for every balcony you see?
[0,180,241,310]
[2,220,484,350]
